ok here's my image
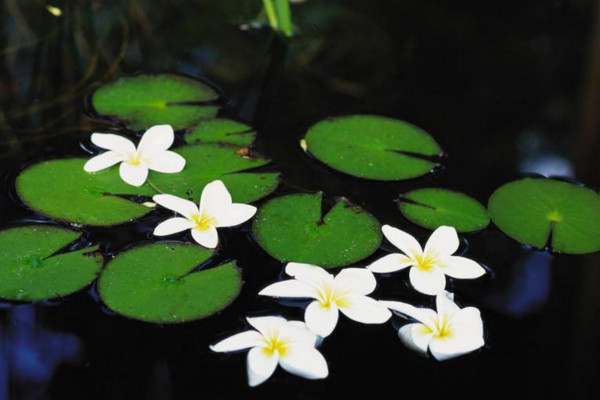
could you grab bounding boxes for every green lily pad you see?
[0,225,102,301]
[98,243,242,323]
[91,74,220,130]
[15,158,155,226]
[252,193,381,268]
[488,178,600,254]
[186,118,255,147]
[303,115,442,180]
[15,145,279,226]
[398,188,490,233]
[147,143,279,202]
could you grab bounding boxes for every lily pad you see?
[98,243,242,323]
[15,158,155,226]
[91,74,221,130]
[303,115,442,180]
[399,188,490,232]
[488,178,600,254]
[186,119,255,147]
[147,143,279,202]
[253,193,381,268]
[0,225,102,301]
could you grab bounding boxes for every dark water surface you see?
[1,1,600,399]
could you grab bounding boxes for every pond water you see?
[1,0,600,399]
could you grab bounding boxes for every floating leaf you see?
[253,193,381,268]
[91,74,220,130]
[147,143,279,202]
[488,178,600,254]
[16,158,155,226]
[398,188,490,233]
[0,225,102,301]
[303,115,442,180]
[186,118,255,147]
[98,243,242,323]
[16,145,278,226]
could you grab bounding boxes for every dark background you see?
[1,0,600,399]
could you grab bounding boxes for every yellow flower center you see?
[414,253,436,271]
[126,152,143,166]
[432,313,453,339]
[316,284,349,309]
[191,213,216,231]
[262,335,288,357]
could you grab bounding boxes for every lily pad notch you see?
[253,192,382,268]
[98,242,243,323]
[488,177,600,254]
[302,115,443,180]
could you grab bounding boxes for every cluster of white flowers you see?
[84,124,487,387]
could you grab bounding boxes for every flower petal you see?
[119,162,148,186]
[367,253,414,274]
[214,204,257,228]
[409,266,446,296]
[246,316,287,337]
[199,180,232,218]
[146,151,186,173]
[285,263,333,286]
[152,194,198,219]
[424,226,459,258]
[381,225,422,259]
[379,301,438,329]
[280,321,319,347]
[91,133,136,154]
[279,345,328,380]
[137,124,174,158]
[83,151,125,172]
[258,280,317,299]
[436,291,461,324]
[304,301,339,337]
[429,332,484,361]
[447,307,484,339]
[338,295,392,324]
[438,256,486,279]
[191,227,219,248]
[153,217,194,236]
[209,330,265,353]
[398,323,434,356]
[334,268,377,296]
[247,347,279,387]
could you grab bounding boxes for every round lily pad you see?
[91,74,221,130]
[488,178,600,254]
[98,243,242,323]
[186,119,255,147]
[0,225,102,301]
[399,188,490,232]
[15,158,155,226]
[147,143,279,203]
[303,115,442,180]
[252,193,382,268]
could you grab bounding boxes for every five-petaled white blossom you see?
[83,124,185,187]
[152,180,256,249]
[259,263,392,337]
[367,225,485,296]
[382,291,484,361]
[210,316,328,387]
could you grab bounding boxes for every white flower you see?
[210,316,328,387]
[367,225,485,296]
[152,180,256,249]
[83,124,185,187]
[259,263,392,337]
[381,292,484,361]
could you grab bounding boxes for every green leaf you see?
[91,74,220,130]
[303,115,442,180]
[15,145,279,226]
[488,178,600,254]
[148,144,279,203]
[186,118,255,147]
[253,193,381,268]
[398,188,490,233]
[16,158,155,226]
[0,225,102,301]
[98,243,242,323]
